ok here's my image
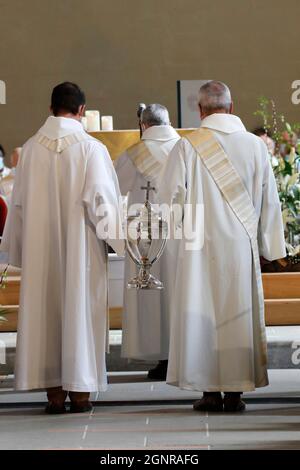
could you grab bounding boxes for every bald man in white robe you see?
[159,81,286,412]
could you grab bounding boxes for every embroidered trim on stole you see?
[186,128,267,367]
[127,141,162,180]
[37,131,90,153]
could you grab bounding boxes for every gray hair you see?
[199,80,232,113]
[141,104,170,127]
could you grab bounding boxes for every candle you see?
[101,115,113,131]
[85,110,100,132]
[81,117,88,131]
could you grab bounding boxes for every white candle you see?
[81,116,88,131]
[101,115,113,131]
[85,110,100,132]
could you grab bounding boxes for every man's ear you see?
[199,104,204,120]
[229,102,234,114]
[79,104,86,117]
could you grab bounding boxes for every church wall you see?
[0,0,299,157]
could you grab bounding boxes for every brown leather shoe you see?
[223,392,246,412]
[69,391,93,413]
[70,402,93,413]
[45,387,68,414]
[193,392,223,412]
[45,403,67,414]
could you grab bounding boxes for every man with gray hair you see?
[159,81,286,411]
[115,103,180,379]
[140,103,171,127]
[198,80,232,114]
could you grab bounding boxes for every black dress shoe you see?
[45,403,67,414]
[223,393,246,412]
[69,401,93,413]
[147,360,168,380]
[193,392,223,412]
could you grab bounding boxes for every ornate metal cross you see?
[141,181,155,203]
[141,181,156,241]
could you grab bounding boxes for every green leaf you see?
[285,122,291,133]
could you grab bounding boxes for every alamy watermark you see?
[291,341,300,365]
[291,80,300,105]
[0,80,6,104]
[95,200,205,251]
[0,340,6,365]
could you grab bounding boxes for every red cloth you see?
[0,196,8,237]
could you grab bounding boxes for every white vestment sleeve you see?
[258,149,286,261]
[158,139,187,229]
[82,143,125,256]
[0,158,23,267]
[114,152,137,195]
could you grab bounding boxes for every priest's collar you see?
[141,125,179,142]
[200,114,246,134]
[38,116,85,140]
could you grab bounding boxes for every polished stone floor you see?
[0,370,300,450]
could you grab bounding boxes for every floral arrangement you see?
[255,98,300,260]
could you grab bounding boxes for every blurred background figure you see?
[280,130,299,160]
[10,147,22,169]
[0,144,11,178]
[253,127,276,156]
[0,146,22,201]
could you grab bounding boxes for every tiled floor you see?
[0,370,300,449]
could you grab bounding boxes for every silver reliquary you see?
[125,182,168,290]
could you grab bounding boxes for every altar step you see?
[265,299,300,325]
[1,272,300,331]
[1,326,300,378]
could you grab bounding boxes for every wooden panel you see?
[0,306,18,332]
[1,273,299,329]
[265,299,300,325]
[0,278,20,305]
[109,307,123,329]
[110,300,300,328]
[0,306,123,332]
[2,301,299,330]
[262,273,300,299]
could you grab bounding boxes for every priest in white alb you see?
[0,82,124,413]
[159,81,286,412]
[115,104,180,380]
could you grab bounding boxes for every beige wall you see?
[0,0,300,159]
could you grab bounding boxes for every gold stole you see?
[37,131,91,153]
[186,128,267,368]
[127,141,163,180]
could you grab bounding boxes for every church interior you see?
[0,0,300,455]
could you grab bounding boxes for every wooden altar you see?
[89,128,194,160]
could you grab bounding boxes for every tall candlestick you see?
[101,115,113,131]
[85,110,100,132]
